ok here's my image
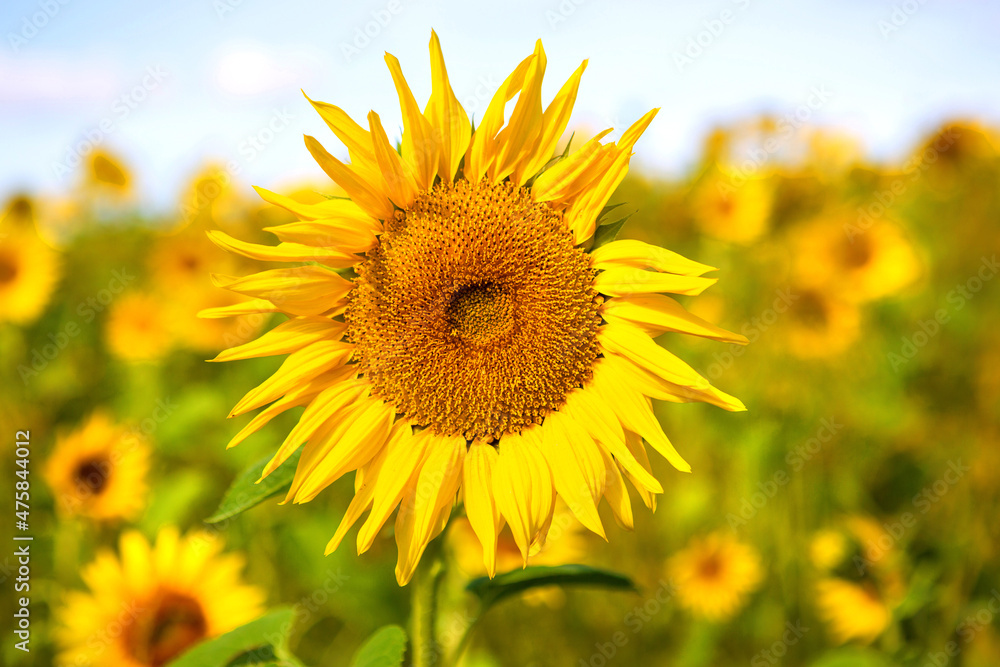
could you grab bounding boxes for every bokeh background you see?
[3,1,1000,665]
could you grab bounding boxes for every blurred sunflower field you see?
[3,5,1000,667]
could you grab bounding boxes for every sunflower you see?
[106,291,175,362]
[814,578,890,644]
[667,532,763,621]
[783,286,860,359]
[691,164,774,244]
[208,32,746,585]
[0,224,61,325]
[55,527,265,667]
[792,213,919,303]
[43,412,150,521]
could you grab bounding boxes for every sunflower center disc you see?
[347,179,603,441]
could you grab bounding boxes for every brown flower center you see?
[73,456,111,496]
[346,179,603,440]
[0,251,19,285]
[125,591,208,667]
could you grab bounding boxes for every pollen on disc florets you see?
[346,179,603,441]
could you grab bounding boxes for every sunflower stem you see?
[411,537,446,667]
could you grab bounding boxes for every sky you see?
[2,0,999,211]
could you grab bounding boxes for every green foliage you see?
[205,449,303,524]
[350,625,407,667]
[165,608,302,667]
[467,565,637,611]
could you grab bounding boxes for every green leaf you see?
[590,212,632,251]
[317,192,352,200]
[808,647,893,667]
[350,625,407,667]
[166,608,302,667]
[466,564,637,611]
[205,449,303,524]
[560,131,576,159]
[596,202,627,222]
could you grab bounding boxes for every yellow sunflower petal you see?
[493,430,555,564]
[228,340,353,417]
[492,40,547,182]
[289,397,396,503]
[206,230,359,267]
[211,316,345,362]
[197,298,280,319]
[384,52,439,189]
[263,219,378,253]
[325,451,386,555]
[368,111,419,209]
[530,129,614,203]
[517,59,587,185]
[465,53,536,182]
[590,239,716,276]
[212,266,353,317]
[358,421,426,553]
[623,430,658,511]
[594,267,717,297]
[599,446,634,530]
[425,30,471,182]
[539,412,607,539]
[592,359,690,472]
[602,294,748,343]
[462,440,503,577]
[598,322,745,410]
[562,387,663,494]
[303,92,380,179]
[252,185,381,228]
[566,109,659,243]
[304,135,394,221]
[262,377,368,478]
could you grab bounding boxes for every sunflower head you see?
[105,291,175,363]
[0,224,61,325]
[667,532,763,622]
[208,31,746,585]
[55,527,265,667]
[44,412,150,522]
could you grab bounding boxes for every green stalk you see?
[411,538,446,667]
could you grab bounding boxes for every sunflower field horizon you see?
[2,4,999,667]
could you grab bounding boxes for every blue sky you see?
[2,0,999,210]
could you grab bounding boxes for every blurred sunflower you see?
[55,527,265,667]
[208,32,746,585]
[106,291,174,362]
[43,412,150,521]
[0,224,61,325]
[691,165,774,244]
[815,578,890,644]
[87,150,131,192]
[809,528,848,571]
[783,286,860,359]
[667,532,763,622]
[792,214,920,302]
